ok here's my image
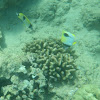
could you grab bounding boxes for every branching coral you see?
[23,38,77,83]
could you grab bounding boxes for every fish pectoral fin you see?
[73,42,76,45]
[72,34,75,37]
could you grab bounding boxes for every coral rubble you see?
[0,53,47,100]
[0,66,46,100]
[23,38,77,83]
[72,84,100,100]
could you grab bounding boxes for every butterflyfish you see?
[16,13,33,30]
[61,30,76,47]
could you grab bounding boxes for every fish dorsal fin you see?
[62,30,67,34]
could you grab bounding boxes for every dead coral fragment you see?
[23,38,77,82]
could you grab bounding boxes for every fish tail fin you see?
[16,12,18,16]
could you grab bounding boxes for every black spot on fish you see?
[29,24,32,29]
[17,13,19,16]
[64,33,69,37]
[23,16,26,21]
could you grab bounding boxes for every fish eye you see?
[16,13,19,16]
[23,16,26,20]
[64,33,69,37]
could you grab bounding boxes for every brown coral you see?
[23,38,77,83]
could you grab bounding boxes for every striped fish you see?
[16,13,33,30]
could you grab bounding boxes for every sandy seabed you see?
[0,0,100,100]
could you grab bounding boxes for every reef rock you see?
[28,0,70,25]
[81,6,100,31]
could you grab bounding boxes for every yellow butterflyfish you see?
[16,13,33,30]
[61,30,76,47]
